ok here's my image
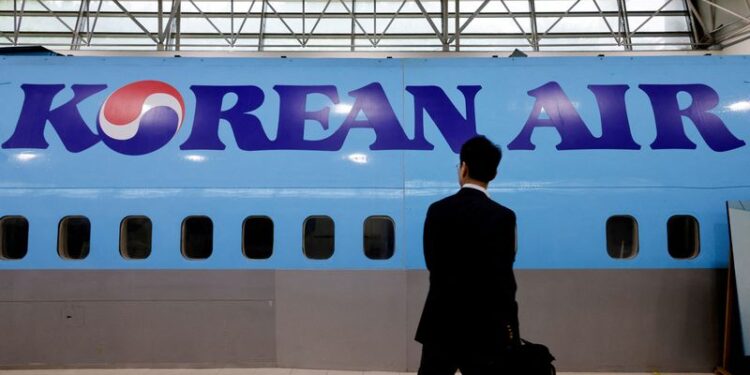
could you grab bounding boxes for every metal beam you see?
[0,40,701,49]
[265,1,305,46]
[188,0,232,45]
[158,0,164,50]
[13,0,26,45]
[350,0,356,50]
[698,0,750,25]
[528,0,539,51]
[2,30,694,40]
[0,10,695,20]
[375,0,408,45]
[686,0,700,46]
[617,0,632,50]
[499,0,532,45]
[0,0,700,52]
[304,0,333,45]
[111,0,159,44]
[259,0,267,51]
[71,0,91,50]
[538,0,583,39]
[721,28,750,48]
[176,0,181,50]
[86,0,103,47]
[628,0,675,38]
[338,0,376,46]
[447,0,491,44]
[232,0,257,45]
[35,0,75,33]
[686,0,709,43]
[455,0,460,51]
[0,30,13,44]
[440,0,448,50]
[162,0,181,46]
[413,0,447,45]
[720,23,750,43]
[592,0,621,45]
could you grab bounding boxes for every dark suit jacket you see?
[415,187,518,350]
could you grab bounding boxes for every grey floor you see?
[0,369,714,375]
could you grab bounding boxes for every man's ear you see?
[461,164,469,180]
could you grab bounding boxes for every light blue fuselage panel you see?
[0,56,747,270]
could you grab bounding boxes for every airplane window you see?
[182,216,213,260]
[668,215,700,259]
[303,216,334,260]
[120,216,152,260]
[243,216,273,259]
[0,216,28,260]
[364,216,395,260]
[606,215,638,259]
[58,216,91,260]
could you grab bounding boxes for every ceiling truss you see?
[0,0,700,52]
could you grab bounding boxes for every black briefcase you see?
[494,339,556,374]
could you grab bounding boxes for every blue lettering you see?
[2,84,104,152]
[181,85,272,150]
[326,83,418,150]
[406,85,481,153]
[509,82,604,150]
[639,84,745,152]
[272,85,341,150]
[588,85,641,150]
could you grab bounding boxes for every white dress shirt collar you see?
[462,183,489,197]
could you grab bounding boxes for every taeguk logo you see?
[97,80,185,155]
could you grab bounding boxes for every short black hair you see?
[459,135,502,183]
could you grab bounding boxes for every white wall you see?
[722,37,750,54]
[698,0,750,53]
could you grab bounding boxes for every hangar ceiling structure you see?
[0,0,747,52]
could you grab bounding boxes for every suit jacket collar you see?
[459,186,490,199]
[462,183,489,197]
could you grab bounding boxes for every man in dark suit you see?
[416,135,518,375]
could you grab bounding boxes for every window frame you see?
[119,215,153,260]
[667,214,701,260]
[363,215,396,260]
[242,215,274,260]
[302,215,335,260]
[0,215,29,260]
[57,215,91,260]
[181,215,214,260]
[605,215,639,260]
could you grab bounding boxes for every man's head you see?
[458,135,502,187]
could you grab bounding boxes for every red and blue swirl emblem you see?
[97,80,185,155]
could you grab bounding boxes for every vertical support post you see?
[13,0,26,46]
[13,0,16,45]
[455,0,460,51]
[528,0,539,51]
[351,0,357,51]
[686,0,710,46]
[157,0,164,50]
[687,0,700,48]
[87,0,103,47]
[302,0,306,46]
[176,0,181,51]
[231,0,235,46]
[373,0,376,42]
[259,0,267,51]
[441,0,449,51]
[618,0,632,50]
[71,0,88,50]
